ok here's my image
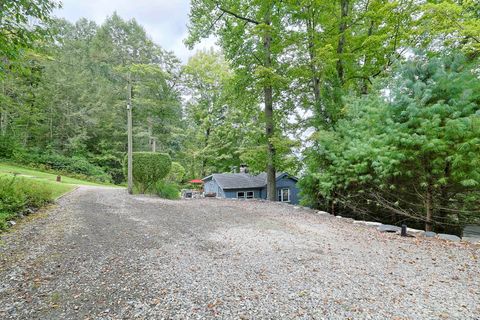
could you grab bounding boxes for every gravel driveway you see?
[0,187,479,319]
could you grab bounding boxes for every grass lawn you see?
[0,162,118,188]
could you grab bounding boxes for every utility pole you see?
[127,73,133,194]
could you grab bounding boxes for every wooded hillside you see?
[1,0,478,233]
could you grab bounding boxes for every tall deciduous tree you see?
[186,0,289,200]
[182,49,232,176]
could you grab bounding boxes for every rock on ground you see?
[438,234,461,242]
[0,186,479,319]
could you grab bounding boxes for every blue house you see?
[202,171,300,204]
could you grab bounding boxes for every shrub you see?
[91,153,125,184]
[155,181,180,200]
[0,176,54,230]
[0,177,26,214]
[17,180,53,208]
[166,162,185,184]
[15,152,112,183]
[0,135,19,159]
[124,152,172,193]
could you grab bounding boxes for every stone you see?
[317,211,330,215]
[7,220,16,227]
[462,225,480,243]
[462,237,480,244]
[422,231,437,238]
[353,220,366,225]
[406,228,424,235]
[336,215,343,219]
[377,224,401,233]
[438,233,461,242]
[364,221,382,227]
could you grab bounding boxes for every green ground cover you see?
[0,162,117,187]
[0,162,121,231]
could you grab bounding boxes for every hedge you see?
[124,152,172,193]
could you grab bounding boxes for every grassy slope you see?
[1,162,121,230]
[0,162,117,188]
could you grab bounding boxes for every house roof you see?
[203,172,297,190]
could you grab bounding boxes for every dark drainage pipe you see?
[401,224,407,237]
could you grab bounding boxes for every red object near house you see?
[189,179,203,184]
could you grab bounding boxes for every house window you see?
[237,191,255,199]
[277,188,290,202]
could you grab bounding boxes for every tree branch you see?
[216,3,259,25]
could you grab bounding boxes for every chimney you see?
[239,164,248,174]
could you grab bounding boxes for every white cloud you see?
[54,0,218,62]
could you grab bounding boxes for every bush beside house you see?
[155,181,180,199]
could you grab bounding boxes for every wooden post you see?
[263,8,276,201]
[127,73,133,194]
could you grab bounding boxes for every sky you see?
[53,0,216,62]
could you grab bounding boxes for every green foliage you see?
[90,153,125,184]
[0,162,109,188]
[155,181,180,200]
[0,0,59,61]
[0,14,183,186]
[1,1,479,232]
[0,135,20,159]
[302,54,480,231]
[17,152,112,183]
[166,162,185,183]
[0,176,54,230]
[124,152,172,193]
[180,49,299,179]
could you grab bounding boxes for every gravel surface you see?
[1,186,479,319]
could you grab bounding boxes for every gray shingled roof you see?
[204,172,292,190]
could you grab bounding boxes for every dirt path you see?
[0,187,479,319]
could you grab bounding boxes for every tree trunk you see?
[336,0,349,85]
[1,80,6,136]
[305,8,324,122]
[437,161,452,232]
[0,109,6,136]
[49,105,53,141]
[425,183,433,231]
[263,11,276,201]
[148,117,154,152]
[201,126,211,177]
[360,19,375,94]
